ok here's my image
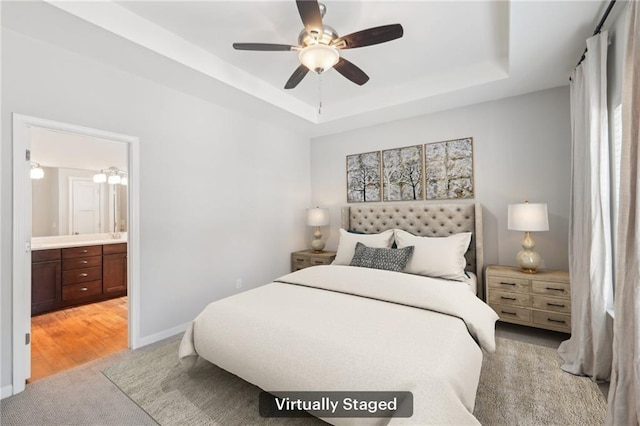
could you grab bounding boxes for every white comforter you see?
[179,265,498,425]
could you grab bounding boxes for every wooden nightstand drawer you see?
[491,303,532,324]
[532,280,571,297]
[487,276,530,293]
[291,256,310,270]
[533,310,571,332]
[309,257,333,266]
[532,295,571,314]
[291,250,337,272]
[488,290,531,308]
[486,265,571,333]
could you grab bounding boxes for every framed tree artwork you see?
[346,151,382,203]
[425,137,474,200]
[382,145,424,201]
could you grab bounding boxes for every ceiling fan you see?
[232,0,403,90]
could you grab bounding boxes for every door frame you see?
[12,113,141,395]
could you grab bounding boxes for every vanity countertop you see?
[32,233,127,251]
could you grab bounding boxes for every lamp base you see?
[310,227,325,252]
[516,231,542,273]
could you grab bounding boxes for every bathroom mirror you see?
[32,166,127,237]
[30,126,128,238]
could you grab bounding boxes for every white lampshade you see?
[508,203,549,232]
[299,44,339,73]
[30,163,44,180]
[108,174,121,185]
[306,208,330,227]
[120,176,128,186]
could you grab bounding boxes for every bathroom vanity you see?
[31,234,127,316]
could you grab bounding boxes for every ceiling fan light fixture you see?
[299,44,339,74]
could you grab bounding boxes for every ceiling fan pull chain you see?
[318,73,323,115]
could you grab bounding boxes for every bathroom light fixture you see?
[93,167,127,185]
[508,201,549,273]
[93,172,107,183]
[307,207,330,252]
[30,162,44,180]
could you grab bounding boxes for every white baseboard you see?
[1,384,14,399]
[137,321,190,348]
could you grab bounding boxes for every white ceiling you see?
[31,127,128,172]
[3,1,609,137]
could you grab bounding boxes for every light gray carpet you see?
[1,348,157,425]
[102,337,606,426]
[474,338,606,425]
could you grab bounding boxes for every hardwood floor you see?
[29,297,128,382]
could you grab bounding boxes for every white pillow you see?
[394,229,472,281]
[332,229,395,265]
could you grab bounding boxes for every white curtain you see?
[606,1,640,424]
[558,31,614,381]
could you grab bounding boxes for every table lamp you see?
[507,201,549,273]
[307,207,329,252]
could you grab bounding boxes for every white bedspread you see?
[180,265,498,425]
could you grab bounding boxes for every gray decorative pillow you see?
[349,242,414,272]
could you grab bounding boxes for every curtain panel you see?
[558,31,614,381]
[606,1,640,424]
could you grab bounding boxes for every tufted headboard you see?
[341,203,484,299]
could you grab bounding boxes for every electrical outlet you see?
[235,279,243,289]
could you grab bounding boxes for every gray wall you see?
[31,167,59,237]
[310,86,572,275]
[1,29,311,390]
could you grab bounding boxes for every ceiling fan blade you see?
[233,43,297,51]
[332,24,404,49]
[333,58,369,86]
[296,0,323,36]
[285,65,310,89]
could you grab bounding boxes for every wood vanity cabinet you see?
[31,249,62,315]
[31,242,128,316]
[103,243,127,295]
[61,244,103,305]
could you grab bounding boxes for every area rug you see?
[103,337,606,425]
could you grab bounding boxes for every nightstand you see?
[291,250,337,272]
[486,265,571,333]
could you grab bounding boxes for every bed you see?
[179,203,498,425]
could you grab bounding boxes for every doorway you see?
[12,114,141,395]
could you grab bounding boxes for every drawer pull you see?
[547,302,566,308]
[547,318,566,324]
[499,282,517,286]
[501,310,518,316]
[81,260,88,264]
[500,296,517,301]
[81,250,88,253]
[546,287,565,292]
[294,258,305,262]
[79,273,88,277]
[80,287,88,292]
[312,260,323,264]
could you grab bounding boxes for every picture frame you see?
[424,137,474,200]
[382,144,424,201]
[346,151,382,203]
